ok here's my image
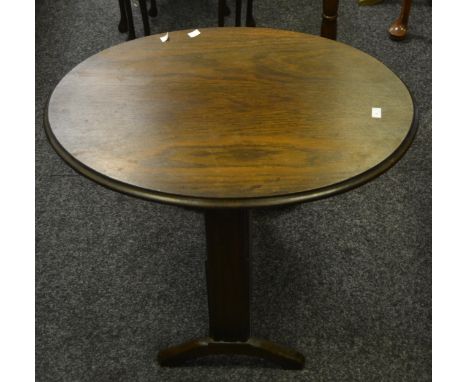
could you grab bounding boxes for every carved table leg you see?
[157,209,305,369]
[321,0,339,40]
[389,0,412,40]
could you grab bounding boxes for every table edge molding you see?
[43,82,418,209]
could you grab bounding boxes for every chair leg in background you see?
[321,0,339,40]
[224,3,231,16]
[218,0,225,26]
[118,0,128,33]
[246,0,255,27]
[388,0,412,40]
[138,0,151,36]
[149,0,158,17]
[235,0,242,26]
[123,0,136,40]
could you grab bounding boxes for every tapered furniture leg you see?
[235,0,242,26]
[157,209,305,369]
[321,0,339,40]
[246,0,256,27]
[218,0,225,27]
[389,0,412,40]
[123,0,136,40]
[118,0,128,33]
[138,0,151,36]
[149,0,158,17]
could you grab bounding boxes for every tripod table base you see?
[158,336,305,369]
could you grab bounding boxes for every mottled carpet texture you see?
[36,0,431,380]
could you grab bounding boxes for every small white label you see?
[372,107,382,119]
[188,29,201,38]
[160,32,169,43]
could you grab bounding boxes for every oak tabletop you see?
[45,27,416,208]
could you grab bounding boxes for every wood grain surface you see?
[45,27,415,207]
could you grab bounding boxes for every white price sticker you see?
[160,32,169,43]
[187,29,201,38]
[372,107,382,119]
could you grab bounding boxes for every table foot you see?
[157,337,305,369]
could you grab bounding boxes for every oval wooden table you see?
[45,27,417,369]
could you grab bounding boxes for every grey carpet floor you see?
[36,0,432,380]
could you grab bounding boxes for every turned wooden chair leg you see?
[321,0,339,40]
[235,0,242,26]
[224,3,231,16]
[118,0,128,33]
[246,0,256,27]
[123,0,136,40]
[138,0,151,36]
[218,0,225,26]
[389,0,412,40]
[149,0,158,17]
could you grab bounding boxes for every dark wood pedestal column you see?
[206,209,251,341]
[157,209,305,369]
